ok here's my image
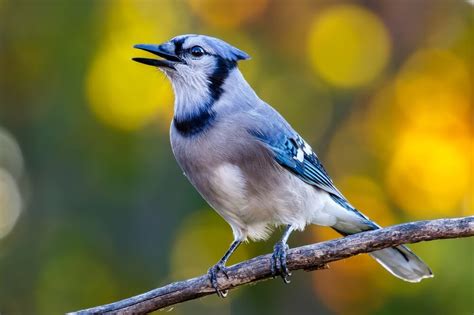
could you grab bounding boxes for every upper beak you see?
[132,43,182,69]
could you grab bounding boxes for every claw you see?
[208,263,229,298]
[271,241,292,283]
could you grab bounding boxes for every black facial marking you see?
[208,58,236,102]
[175,56,236,137]
[173,37,186,56]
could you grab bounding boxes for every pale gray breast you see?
[169,112,283,211]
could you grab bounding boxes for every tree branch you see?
[71,216,474,315]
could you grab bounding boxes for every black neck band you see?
[173,107,216,136]
[174,58,236,137]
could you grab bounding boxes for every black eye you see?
[190,46,205,58]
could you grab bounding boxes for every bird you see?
[132,34,433,297]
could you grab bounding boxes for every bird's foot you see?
[271,241,291,283]
[208,262,229,298]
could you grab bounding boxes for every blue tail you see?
[330,195,433,282]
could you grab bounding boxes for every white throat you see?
[167,68,210,121]
[168,67,259,122]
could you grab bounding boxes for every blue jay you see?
[133,34,433,297]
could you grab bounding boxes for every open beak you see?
[132,43,182,69]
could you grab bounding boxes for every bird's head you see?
[133,34,250,103]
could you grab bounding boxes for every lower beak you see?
[132,43,182,69]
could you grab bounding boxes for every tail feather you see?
[329,196,433,282]
[369,245,433,282]
[333,223,433,282]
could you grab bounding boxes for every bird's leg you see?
[208,239,242,298]
[271,224,294,283]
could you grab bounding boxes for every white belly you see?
[210,163,339,241]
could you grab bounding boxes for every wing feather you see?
[253,130,344,199]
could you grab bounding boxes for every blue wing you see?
[251,128,379,228]
[247,104,380,231]
[252,128,344,199]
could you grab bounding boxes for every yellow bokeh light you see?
[86,0,175,131]
[307,5,391,88]
[363,83,399,160]
[365,48,472,217]
[187,0,269,29]
[0,168,22,239]
[395,49,470,133]
[386,130,471,217]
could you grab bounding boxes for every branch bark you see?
[71,216,474,315]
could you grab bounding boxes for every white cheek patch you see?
[169,53,223,121]
[192,56,216,78]
[172,65,209,101]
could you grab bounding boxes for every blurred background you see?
[0,0,473,314]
